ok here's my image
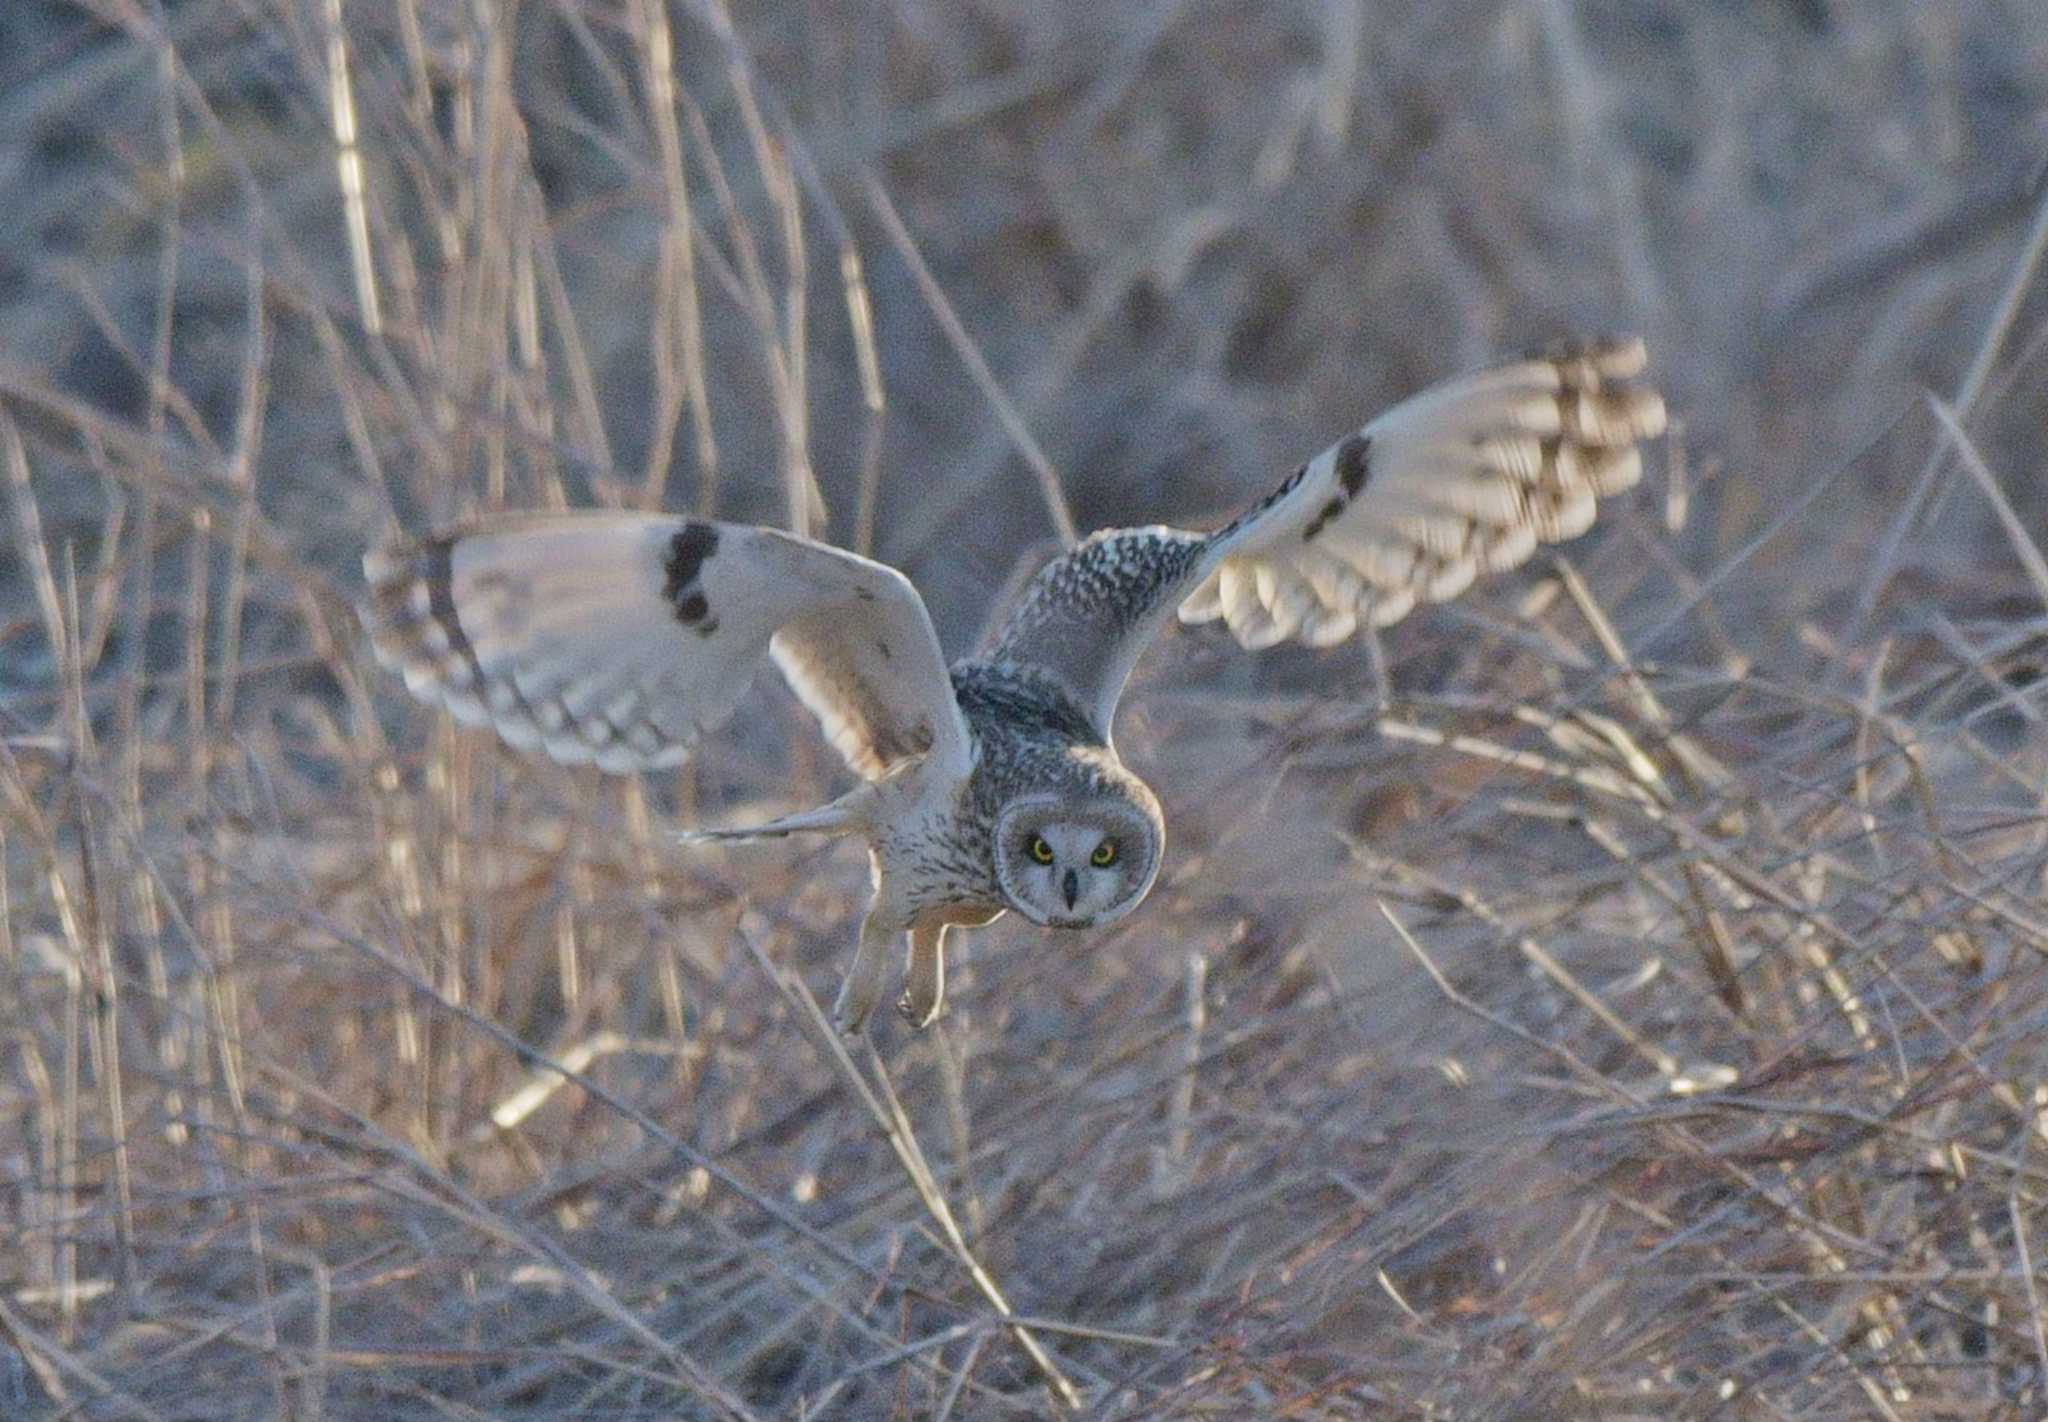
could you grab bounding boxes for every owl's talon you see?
[832,988,874,1038]
[896,989,942,1030]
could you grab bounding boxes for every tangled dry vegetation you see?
[4,1,2048,1417]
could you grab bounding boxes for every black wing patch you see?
[664,522,720,637]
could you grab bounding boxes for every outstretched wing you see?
[1180,338,1667,647]
[362,512,970,780]
[988,339,1667,734]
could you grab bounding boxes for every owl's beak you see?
[1062,869,1079,910]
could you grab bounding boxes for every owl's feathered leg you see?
[899,923,947,1029]
[834,901,904,1035]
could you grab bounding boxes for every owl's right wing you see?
[988,339,1666,735]
[362,513,971,781]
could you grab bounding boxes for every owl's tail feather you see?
[675,785,874,845]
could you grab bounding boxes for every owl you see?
[363,340,1666,1032]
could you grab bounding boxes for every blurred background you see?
[3,1,2047,1417]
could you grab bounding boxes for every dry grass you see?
[4,1,2048,1417]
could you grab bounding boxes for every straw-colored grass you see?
[4,2,2048,1416]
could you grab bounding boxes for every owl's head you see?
[993,777,1162,929]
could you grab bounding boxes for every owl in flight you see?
[363,340,1666,1032]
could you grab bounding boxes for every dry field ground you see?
[4,1,2048,1417]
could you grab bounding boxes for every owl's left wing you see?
[988,340,1666,735]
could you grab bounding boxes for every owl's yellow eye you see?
[1029,835,1055,864]
[1090,840,1118,868]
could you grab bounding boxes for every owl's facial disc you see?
[994,793,1161,929]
